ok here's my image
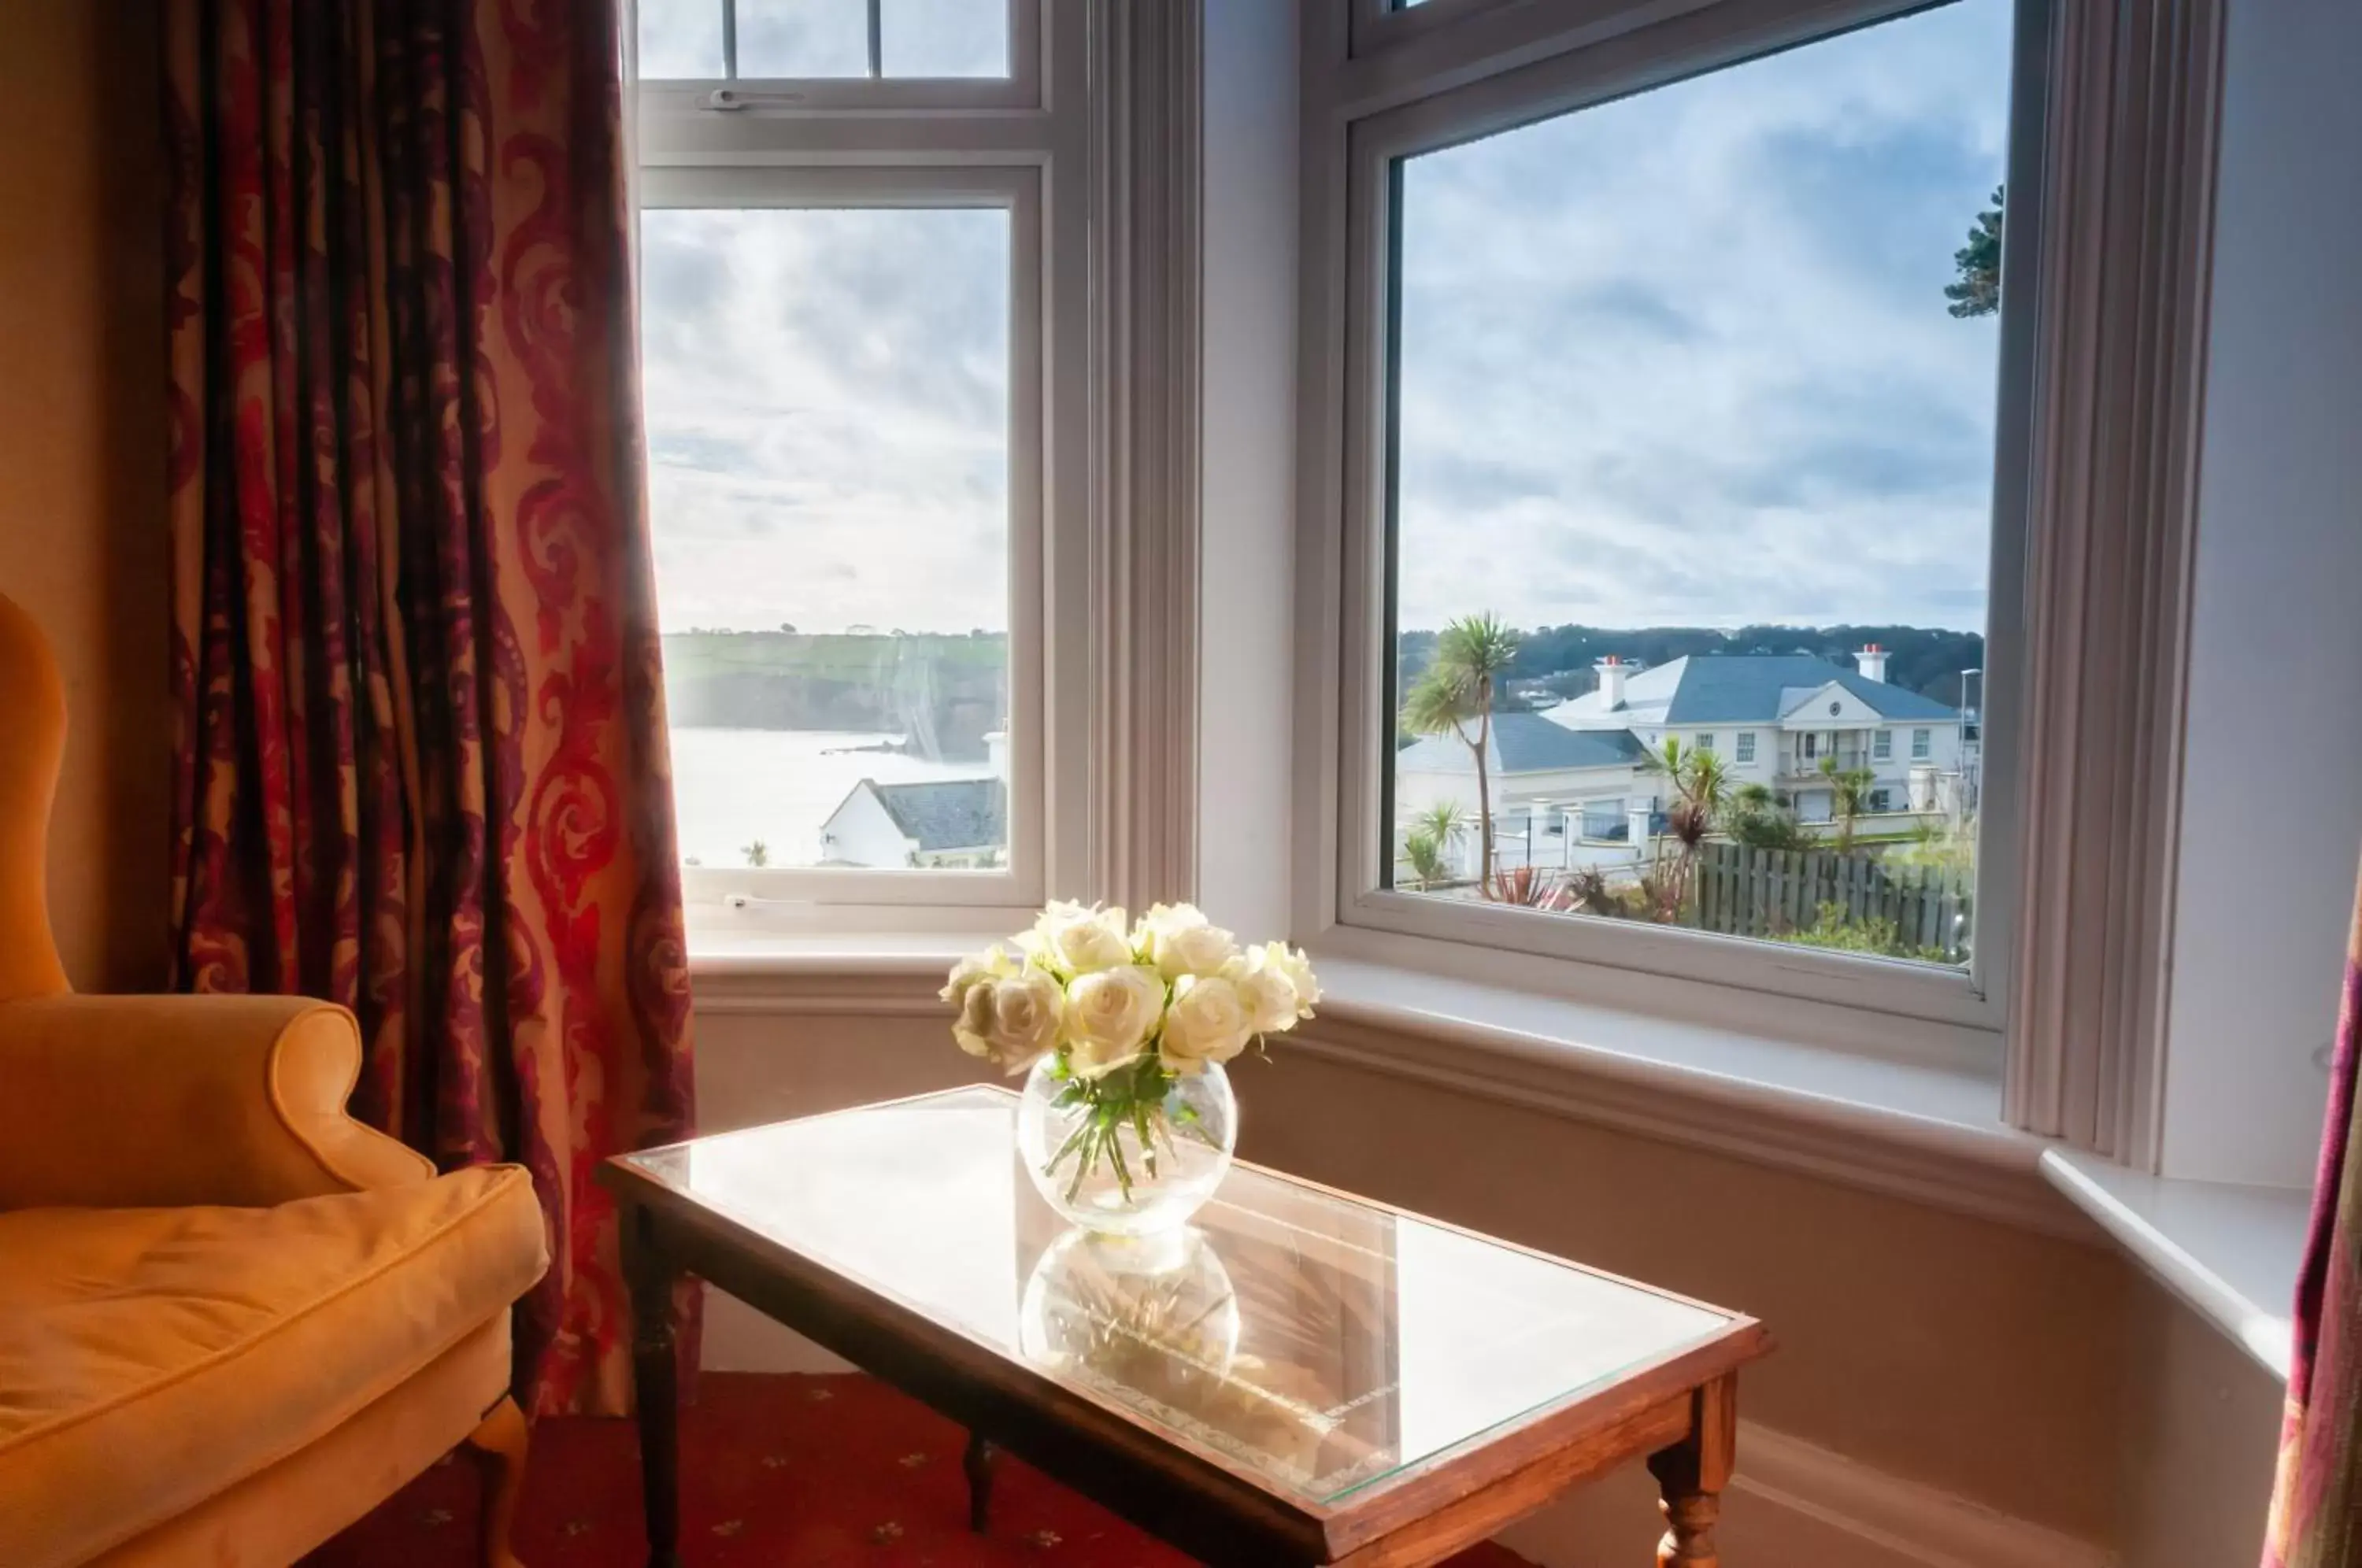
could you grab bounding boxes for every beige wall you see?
[0,0,172,991]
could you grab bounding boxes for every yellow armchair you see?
[0,592,551,1568]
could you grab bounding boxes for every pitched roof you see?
[869,778,1006,852]
[1397,712,1649,776]
[1548,654,1958,727]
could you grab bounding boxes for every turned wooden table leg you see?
[964,1429,998,1533]
[622,1205,684,1568]
[1646,1375,1737,1567]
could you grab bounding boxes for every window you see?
[638,0,1020,83]
[1912,728,1934,761]
[1871,787,1894,814]
[1874,729,1894,762]
[1324,0,2032,1020]
[636,1,1087,925]
[1734,732,1755,764]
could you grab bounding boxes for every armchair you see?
[0,592,550,1568]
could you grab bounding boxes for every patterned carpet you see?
[304,1373,1538,1566]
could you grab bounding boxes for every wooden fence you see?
[1691,840,1971,960]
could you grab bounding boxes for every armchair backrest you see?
[0,592,71,1000]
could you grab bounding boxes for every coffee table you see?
[597,1085,1770,1566]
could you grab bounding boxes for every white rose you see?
[939,945,1015,1005]
[1160,974,1253,1074]
[1020,900,1134,975]
[952,967,1064,1075]
[1263,941,1319,1021]
[1136,901,1240,980]
[1062,963,1166,1078]
[1226,945,1302,1034]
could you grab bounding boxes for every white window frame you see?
[634,0,1095,939]
[1734,731,1756,764]
[1912,727,1934,761]
[1694,733,1714,753]
[1295,0,2053,1041]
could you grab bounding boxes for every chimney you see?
[1853,644,1889,684]
[1595,655,1629,709]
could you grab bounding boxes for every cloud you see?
[637,0,2012,639]
[1394,0,2012,634]
[639,206,1011,634]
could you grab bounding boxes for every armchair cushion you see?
[0,1164,548,1568]
[0,994,433,1209]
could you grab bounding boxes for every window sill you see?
[2039,1147,2305,1379]
[1290,957,2082,1237]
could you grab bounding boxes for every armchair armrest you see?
[0,993,435,1209]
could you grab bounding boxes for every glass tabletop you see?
[624,1087,1731,1504]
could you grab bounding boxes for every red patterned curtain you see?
[162,0,694,1417]
[2266,858,2362,1565]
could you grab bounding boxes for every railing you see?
[1782,749,1872,776]
[1691,840,1971,960]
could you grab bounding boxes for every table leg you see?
[1646,1375,1736,1567]
[622,1205,683,1568]
[964,1429,998,1533]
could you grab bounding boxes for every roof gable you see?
[1398,712,1647,775]
[1660,655,1958,723]
[868,778,1006,851]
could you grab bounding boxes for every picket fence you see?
[1690,840,1971,960]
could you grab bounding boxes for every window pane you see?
[884,0,1009,76]
[1386,0,2008,967]
[738,0,870,78]
[642,208,1013,871]
[638,0,724,79]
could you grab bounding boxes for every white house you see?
[1397,648,1969,861]
[1542,647,1968,821]
[818,776,1007,869]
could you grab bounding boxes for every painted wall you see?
[2160,0,2362,1188]
[0,0,171,992]
[1194,0,1300,938]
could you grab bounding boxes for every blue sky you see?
[637,0,2012,638]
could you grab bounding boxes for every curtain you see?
[162,0,694,1418]
[2266,860,2362,1566]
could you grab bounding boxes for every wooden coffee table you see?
[598,1086,1770,1566]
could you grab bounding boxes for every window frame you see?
[1298,0,2052,1039]
[634,0,1094,939]
[1912,727,1934,761]
[635,0,1045,110]
[1874,727,1894,761]
[1735,730,1756,764]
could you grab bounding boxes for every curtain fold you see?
[2266,857,2362,1566]
[163,0,694,1418]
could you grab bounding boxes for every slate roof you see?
[1397,712,1649,776]
[870,777,1006,852]
[1549,655,1958,727]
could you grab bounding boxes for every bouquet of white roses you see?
[941,901,1319,1200]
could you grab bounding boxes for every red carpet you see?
[304,1373,1539,1567]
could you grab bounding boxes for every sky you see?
[635,0,2013,638]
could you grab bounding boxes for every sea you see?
[665,726,987,868]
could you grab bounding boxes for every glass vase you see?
[1016,1054,1237,1235]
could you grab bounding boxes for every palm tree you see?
[742,838,771,868]
[1400,613,1520,895]
[1401,800,1468,888]
[1818,756,1876,854]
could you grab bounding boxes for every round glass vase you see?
[1016,1055,1237,1236]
